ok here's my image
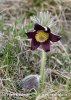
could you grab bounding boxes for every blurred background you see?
[0,0,71,39]
[0,0,71,100]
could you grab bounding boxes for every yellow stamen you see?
[35,30,49,42]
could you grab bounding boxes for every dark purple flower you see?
[26,23,61,52]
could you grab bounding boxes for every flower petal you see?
[34,23,45,31]
[46,27,51,33]
[26,31,36,39]
[49,33,61,42]
[41,40,50,52]
[31,38,40,50]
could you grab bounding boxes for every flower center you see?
[35,30,49,42]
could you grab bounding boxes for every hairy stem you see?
[40,50,46,88]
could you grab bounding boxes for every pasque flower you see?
[26,23,61,52]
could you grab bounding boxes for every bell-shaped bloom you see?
[26,24,61,52]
